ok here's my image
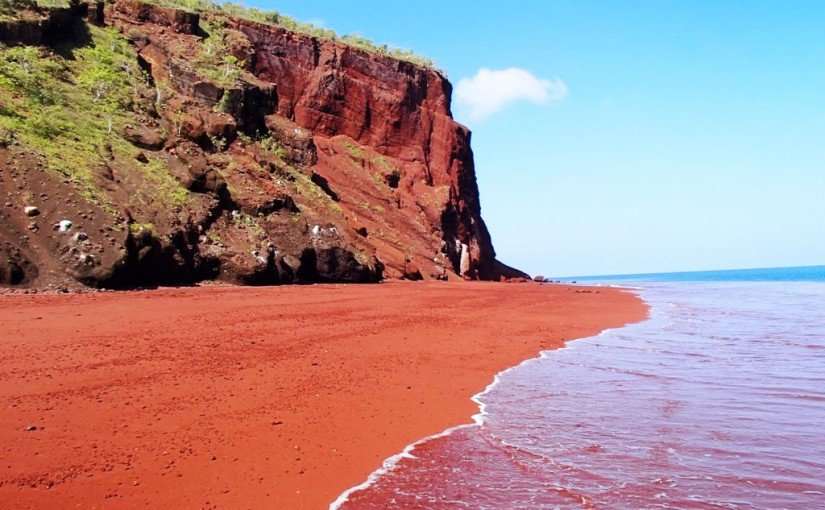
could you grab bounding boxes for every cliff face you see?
[231,17,512,281]
[0,0,524,289]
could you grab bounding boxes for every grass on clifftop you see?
[7,0,441,70]
[146,0,441,71]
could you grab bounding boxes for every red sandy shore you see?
[0,281,646,509]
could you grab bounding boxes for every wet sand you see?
[0,281,646,509]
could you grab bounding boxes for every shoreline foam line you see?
[328,297,648,509]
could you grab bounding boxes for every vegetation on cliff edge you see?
[2,0,440,70]
[143,0,441,71]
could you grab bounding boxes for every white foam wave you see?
[329,422,475,509]
[330,292,650,509]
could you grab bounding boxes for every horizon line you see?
[553,264,825,280]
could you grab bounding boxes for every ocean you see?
[333,266,825,509]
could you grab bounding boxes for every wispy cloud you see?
[455,68,568,120]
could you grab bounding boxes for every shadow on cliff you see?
[50,18,94,60]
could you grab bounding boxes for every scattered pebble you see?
[23,206,39,217]
[58,220,73,232]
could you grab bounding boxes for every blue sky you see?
[247,0,825,277]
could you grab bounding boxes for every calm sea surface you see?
[334,266,825,509]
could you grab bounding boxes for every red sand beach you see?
[0,281,646,509]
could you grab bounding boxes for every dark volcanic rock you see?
[0,247,36,286]
[299,246,381,284]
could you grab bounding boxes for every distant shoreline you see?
[0,281,646,509]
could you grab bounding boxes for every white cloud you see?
[454,68,568,120]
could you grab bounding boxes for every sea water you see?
[334,266,825,509]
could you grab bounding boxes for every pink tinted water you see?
[337,283,825,509]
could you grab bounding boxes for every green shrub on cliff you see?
[0,46,106,205]
[260,135,288,160]
[0,27,145,208]
[34,0,71,7]
[0,46,62,103]
[342,140,365,160]
[76,33,137,133]
[338,35,437,70]
[193,18,245,87]
[0,26,185,214]
[134,158,191,211]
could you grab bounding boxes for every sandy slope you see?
[0,281,646,509]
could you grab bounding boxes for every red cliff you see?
[0,1,525,289]
[229,15,525,281]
